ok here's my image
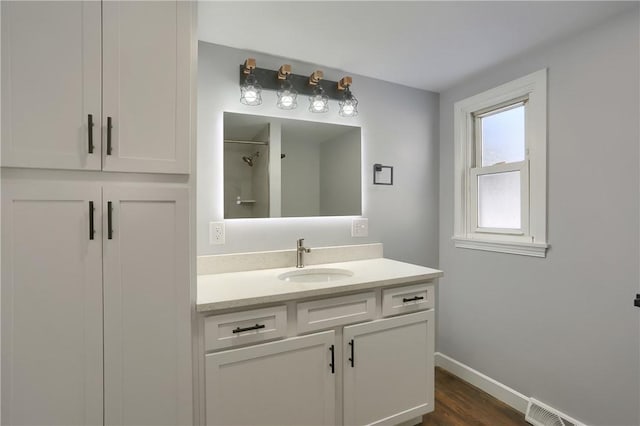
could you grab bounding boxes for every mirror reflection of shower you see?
[223,121,270,219]
[242,151,260,167]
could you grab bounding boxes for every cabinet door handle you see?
[87,114,94,154]
[232,324,265,334]
[107,201,113,240]
[402,296,425,303]
[106,116,113,155]
[89,201,95,240]
[348,339,355,367]
[329,345,335,374]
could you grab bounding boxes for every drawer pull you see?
[402,296,424,303]
[329,345,335,374]
[232,324,266,334]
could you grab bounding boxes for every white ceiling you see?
[198,1,635,92]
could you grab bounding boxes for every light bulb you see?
[338,88,358,117]
[240,73,262,106]
[244,89,258,103]
[309,86,328,113]
[280,94,293,107]
[277,78,298,110]
[341,103,354,116]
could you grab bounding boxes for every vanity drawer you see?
[297,292,376,334]
[382,283,434,317]
[204,305,287,351]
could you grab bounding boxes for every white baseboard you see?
[435,352,529,414]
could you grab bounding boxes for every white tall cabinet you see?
[1,1,191,174]
[2,183,191,426]
[103,186,191,426]
[1,1,194,425]
[1,184,104,425]
[1,1,102,170]
[102,2,191,173]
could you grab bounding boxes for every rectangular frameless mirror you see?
[224,112,362,219]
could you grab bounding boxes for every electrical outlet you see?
[351,218,368,237]
[209,221,225,245]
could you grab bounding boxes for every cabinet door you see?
[206,331,336,426]
[103,185,191,425]
[343,310,435,426]
[1,1,101,170]
[102,1,191,174]
[1,182,103,425]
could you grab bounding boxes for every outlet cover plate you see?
[209,221,225,245]
[352,218,369,237]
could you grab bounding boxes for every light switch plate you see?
[209,221,225,245]
[351,218,369,237]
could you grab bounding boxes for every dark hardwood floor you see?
[421,367,529,426]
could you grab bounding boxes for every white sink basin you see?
[278,268,354,283]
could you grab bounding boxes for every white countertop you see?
[197,258,443,313]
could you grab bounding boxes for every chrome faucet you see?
[296,238,311,268]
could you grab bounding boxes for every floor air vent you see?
[525,398,585,426]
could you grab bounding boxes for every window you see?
[453,69,548,257]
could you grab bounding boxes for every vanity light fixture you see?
[237,60,357,117]
[240,58,262,106]
[308,70,329,113]
[338,76,358,117]
[276,64,298,110]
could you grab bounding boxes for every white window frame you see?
[470,161,529,235]
[453,69,548,257]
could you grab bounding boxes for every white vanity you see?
[197,244,443,426]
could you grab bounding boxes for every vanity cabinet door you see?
[102,1,191,174]
[1,183,103,425]
[1,1,102,170]
[343,310,435,426]
[103,185,191,426]
[206,331,336,426]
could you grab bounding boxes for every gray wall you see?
[438,10,639,426]
[198,42,440,267]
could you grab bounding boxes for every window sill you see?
[452,237,548,258]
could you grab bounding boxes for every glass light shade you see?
[240,74,262,106]
[339,88,358,117]
[308,86,329,113]
[277,80,298,110]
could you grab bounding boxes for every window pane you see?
[481,105,525,166]
[478,171,521,229]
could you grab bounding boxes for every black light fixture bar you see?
[239,65,344,100]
